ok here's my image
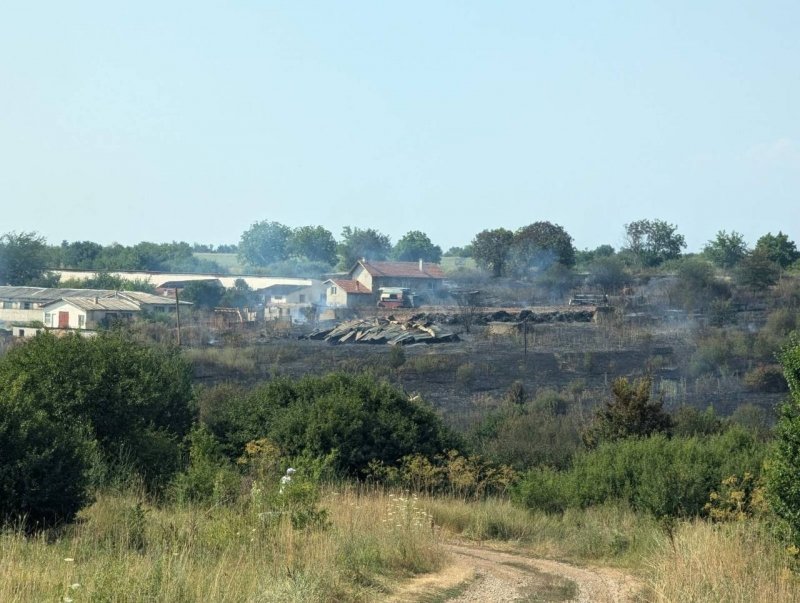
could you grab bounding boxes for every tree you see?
[623,219,686,267]
[0,332,194,489]
[587,256,632,294]
[288,226,338,265]
[337,227,392,269]
[703,230,748,269]
[445,245,473,258]
[59,240,104,269]
[238,221,292,267]
[582,376,673,448]
[219,278,254,308]
[0,231,50,285]
[735,249,780,291]
[392,230,443,263]
[766,336,800,542]
[182,280,225,309]
[471,228,513,277]
[509,222,576,275]
[755,231,800,269]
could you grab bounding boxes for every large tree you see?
[337,226,392,269]
[471,228,513,277]
[238,221,292,267]
[623,219,686,267]
[392,230,443,263]
[289,225,338,265]
[755,231,800,269]
[509,221,575,275]
[0,231,50,285]
[703,230,748,269]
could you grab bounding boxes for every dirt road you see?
[390,542,643,602]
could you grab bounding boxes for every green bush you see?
[202,372,459,476]
[0,332,193,490]
[515,428,766,518]
[172,427,240,505]
[0,398,95,526]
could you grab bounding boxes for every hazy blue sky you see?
[1,1,798,253]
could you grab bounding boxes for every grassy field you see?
[3,487,799,602]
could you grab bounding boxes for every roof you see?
[326,279,372,294]
[0,286,117,303]
[48,297,142,312]
[356,260,445,279]
[259,284,308,296]
[117,291,190,306]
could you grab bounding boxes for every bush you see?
[0,332,193,491]
[202,372,459,476]
[516,428,766,518]
[0,398,95,526]
[743,365,789,393]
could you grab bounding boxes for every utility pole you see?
[175,288,182,346]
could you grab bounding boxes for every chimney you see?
[419,259,423,272]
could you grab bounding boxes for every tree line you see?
[0,220,797,289]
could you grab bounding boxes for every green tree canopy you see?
[288,225,338,265]
[392,230,443,263]
[586,256,632,294]
[238,221,292,267]
[0,231,50,285]
[755,231,800,269]
[623,219,686,267]
[337,226,392,269]
[510,222,576,274]
[471,228,514,277]
[181,280,225,308]
[703,230,748,269]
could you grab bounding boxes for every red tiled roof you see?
[328,279,372,294]
[358,260,445,279]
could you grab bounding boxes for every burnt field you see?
[185,307,783,431]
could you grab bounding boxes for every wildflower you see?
[63,558,74,562]
[63,598,73,603]
[70,583,81,590]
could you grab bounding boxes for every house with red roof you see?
[324,259,445,308]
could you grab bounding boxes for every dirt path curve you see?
[390,542,643,602]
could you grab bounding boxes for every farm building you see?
[257,282,326,323]
[324,260,445,308]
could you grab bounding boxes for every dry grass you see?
[0,487,443,603]
[647,519,800,602]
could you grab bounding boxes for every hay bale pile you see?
[305,318,459,345]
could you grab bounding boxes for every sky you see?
[1,1,798,253]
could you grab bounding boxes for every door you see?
[58,311,69,328]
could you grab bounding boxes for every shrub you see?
[0,332,193,490]
[516,429,766,518]
[765,336,800,542]
[0,398,95,526]
[203,372,459,476]
[743,365,789,393]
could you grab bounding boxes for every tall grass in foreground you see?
[0,487,442,603]
[648,520,800,603]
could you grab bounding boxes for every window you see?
[2,302,11,309]
[331,286,338,294]
[23,302,32,309]
[78,315,85,328]
[299,294,306,303]
[44,313,52,326]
